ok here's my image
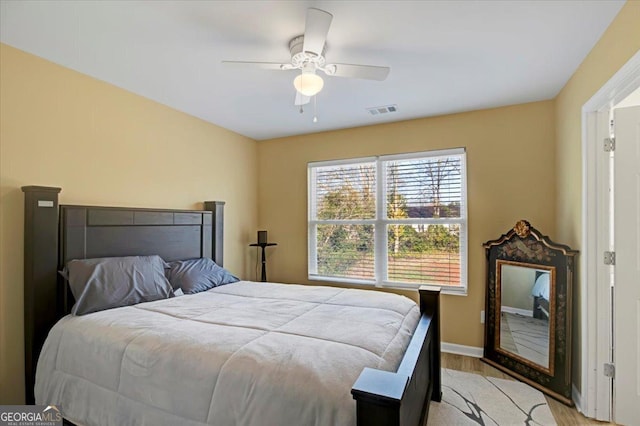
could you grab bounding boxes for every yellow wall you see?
[257,100,557,348]
[0,43,258,404]
[555,1,640,391]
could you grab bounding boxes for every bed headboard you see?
[21,186,225,404]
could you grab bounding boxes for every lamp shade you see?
[293,72,324,97]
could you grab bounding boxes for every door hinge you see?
[604,251,616,265]
[604,363,615,378]
[604,137,615,152]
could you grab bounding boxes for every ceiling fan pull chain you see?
[313,95,318,123]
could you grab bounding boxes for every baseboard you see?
[501,306,533,317]
[442,342,483,358]
[572,383,582,413]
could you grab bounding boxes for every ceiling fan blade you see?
[326,63,390,81]
[295,91,310,106]
[221,61,289,71]
[302,8,333,56]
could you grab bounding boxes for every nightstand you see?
[249,242,277,282]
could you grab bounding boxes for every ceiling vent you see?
[367,104,398,115]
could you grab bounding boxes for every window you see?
[308,148,467,293]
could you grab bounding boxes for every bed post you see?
[204,201,225,267]
[22,186,62,404]
[351,287,441,426]
[419,286,442,402]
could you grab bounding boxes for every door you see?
[613,106,640,425]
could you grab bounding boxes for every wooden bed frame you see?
[22,186,441,426]
[532,271,550,320]
[533,296,550,320]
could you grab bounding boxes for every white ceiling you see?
[0,0,625,140]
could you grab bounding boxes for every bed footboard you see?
[351,286,441,426]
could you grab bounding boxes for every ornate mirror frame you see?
[482,220,578,405]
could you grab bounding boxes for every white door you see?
[613,106,640,425]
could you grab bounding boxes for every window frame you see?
[308,148,468,295]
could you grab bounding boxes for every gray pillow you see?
[65,255,174,315]
[166,258,239,294]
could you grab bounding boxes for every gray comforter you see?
[36,281,420,426]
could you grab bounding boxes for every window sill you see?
[438,287,468,296]
[308,275,467,296]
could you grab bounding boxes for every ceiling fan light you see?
[293,73,324,96]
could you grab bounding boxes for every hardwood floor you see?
[440,353,615,425]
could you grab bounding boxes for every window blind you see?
[308,149,467,292]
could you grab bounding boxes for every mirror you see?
[482,220,577,406]
[497,261,554,373]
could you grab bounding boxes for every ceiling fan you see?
[222,8,390,107]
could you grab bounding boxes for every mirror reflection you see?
[498,262,554,370]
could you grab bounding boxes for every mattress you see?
[35,281,420,426]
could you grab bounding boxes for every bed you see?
[22,186,441,426]
[531,272,550,320]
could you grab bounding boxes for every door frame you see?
[581,49,640,420]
